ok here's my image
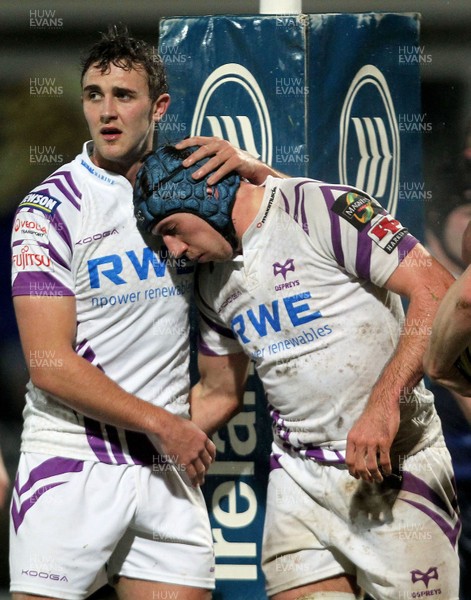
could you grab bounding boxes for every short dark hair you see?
[80,25,168,102]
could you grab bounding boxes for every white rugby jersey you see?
[11,142,194,465]
[197,177,442,461]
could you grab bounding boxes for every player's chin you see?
[211,250,233,262]
[196,253,212,263]
[94,144,122,163]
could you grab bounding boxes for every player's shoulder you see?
[268,177,388,248]
[276,177,381,219]
[276,176,374,201]
[16,151,85,221]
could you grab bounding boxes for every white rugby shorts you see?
[262,440,460,599]
[10,452,215,599]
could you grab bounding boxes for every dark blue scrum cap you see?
[133,145,241,248]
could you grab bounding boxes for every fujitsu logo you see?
[273,259,295,281]
[410,566,439,589]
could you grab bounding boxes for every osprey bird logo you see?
[273,258,295,281]
[410,567,439,589]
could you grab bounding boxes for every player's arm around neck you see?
[346,243,454,483]
[13,294,215,486]
[190,351,250,436]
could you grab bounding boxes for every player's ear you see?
[153,93,170,123]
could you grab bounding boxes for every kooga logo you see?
[339,65,400,216]
[191,63,273,165]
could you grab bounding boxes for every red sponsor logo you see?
[369,215,402,241]
[14,217,48,235]
[367,215,408,254]
[12,245,51,270]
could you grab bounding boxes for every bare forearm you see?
[30,351,217,485]
[375,249,454,405]
[191,382,241,436]
[190,351,249,436]
[14,295,214,486]
[346,285,447,480]
[30,350,168,437]
[381,298,437,400]
[346,245,453,481]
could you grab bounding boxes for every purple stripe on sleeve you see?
[53,170,82,200]
[12,481,67,533]
[293,182,310,234]
[12,239,49,251]
[319,186,347,268]
[300,194,308,234]
[39,173,81,211]
[199,310,236,339]
[293,186,301,223]
[12,272,74,297]
[280,183,310,234]
[397,235,419,261]
[18,206,73,253]
[50,212,73,251]
[35,183,78,212]
[280,190,290,212]
[355,227,373,281]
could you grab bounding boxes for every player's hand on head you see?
[151,413,215,487]
[345,404,399,483]
[175,136,265,186]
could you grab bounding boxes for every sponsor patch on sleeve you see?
[18,192,61,215]
[367,214,408,253]
[332,191,380,231]
[13,213,50,243]
[12,243,52,273]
